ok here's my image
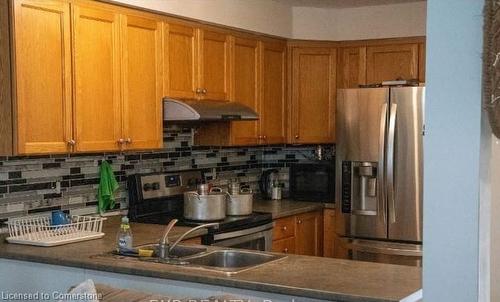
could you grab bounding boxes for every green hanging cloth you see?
[97,160,119,214]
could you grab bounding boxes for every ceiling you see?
[273,0,425,9]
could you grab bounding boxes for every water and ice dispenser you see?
[341,161,378,215]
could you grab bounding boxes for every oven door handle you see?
[212,222,275,241]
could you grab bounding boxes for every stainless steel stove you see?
[127,170,274,251]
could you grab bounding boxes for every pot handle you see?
[210,187,223,193]
[240,187,253,194]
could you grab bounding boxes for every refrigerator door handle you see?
[377,103,388,223]
[387,103,398,223]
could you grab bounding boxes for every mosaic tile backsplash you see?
[0,125,334,222]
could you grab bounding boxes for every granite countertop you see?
[253,199,333,219]
[0,216,422,302]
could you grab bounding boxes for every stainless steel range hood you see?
[163,98,258,121]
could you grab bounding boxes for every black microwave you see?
[289,162,335,203]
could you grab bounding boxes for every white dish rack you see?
[6,214,106,247]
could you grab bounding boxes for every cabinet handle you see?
[195,88,203,94]
[67,139,76,146]
[258,135,263,139]
[117,138,125,144]
[125,138,132,144]
[281,226,287,231]
[295,135,299,139]
[297,219,302,224]
[263,135,267,140]
[202,88,207,94]
[283,248,288,253]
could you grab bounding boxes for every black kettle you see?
[259,169,279,199]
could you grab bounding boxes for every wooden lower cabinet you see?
[323,208,336,258]
[272,237,296,254]
[296,211,323,256]
[271,210,323,257]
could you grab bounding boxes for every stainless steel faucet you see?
[158,219,218,261]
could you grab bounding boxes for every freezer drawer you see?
[336,237,422,267]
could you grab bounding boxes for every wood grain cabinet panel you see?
[230,36,260,145]
[198,29,231,100]
[337,46,367,89]
[72,5,122,152]
[164,22,198,99]
[272,237,296,254]
[273,215,296,241]
[13,0,73,154]
[323,208,336,258]
[290,47,336,144]
[366,43,419,84]
[418,43,426,83]
[260,41,287,145]
[271,211,323,256]
[295,211,323,256]
[121,14,163,150]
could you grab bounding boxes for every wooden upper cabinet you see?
[291,47,336,144]
[260,41,287,145]
[337,46,366,89]
[121,14,163,150]
[164,22,198,99]
[418,43,426,83]
[230,36,260,145]
[296,211,323,256]
[198,29,231,100]
[366,43,419,84]
[72,5,122,152]
[13,0,73,154]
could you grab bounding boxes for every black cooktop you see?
[133,212,272,234]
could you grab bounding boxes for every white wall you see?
[423,0,484,301]
[111,0,425,41]
[111,0,293,38]
[292,1,426,40]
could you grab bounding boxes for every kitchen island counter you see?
[0,216,421,302]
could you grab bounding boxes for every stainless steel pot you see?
[227,187,253,216]
[183,190,228,221]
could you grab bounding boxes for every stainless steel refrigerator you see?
[335,87,424,266]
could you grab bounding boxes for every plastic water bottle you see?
[116,216,133,252]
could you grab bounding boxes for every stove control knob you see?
[152,182,160,190]
[143,183,153,191]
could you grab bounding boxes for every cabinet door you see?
[13,0,73,154]
[272,237,296,254]
[121,15,163,150]
[418,43,426,83]
[366,44,419,84]
[198,29,230,100]
[337,46,366,89]
[323,208,336,258]
[260,41,286,145]
[73,5,122,152]
[296,211,323,256]
[230,36,260,145]
[291,47,336,144]
[164,22,198,99]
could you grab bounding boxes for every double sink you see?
[110,244,287,275]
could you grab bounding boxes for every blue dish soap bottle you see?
[116,216,133,253]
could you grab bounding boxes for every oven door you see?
[211,222,274,251]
